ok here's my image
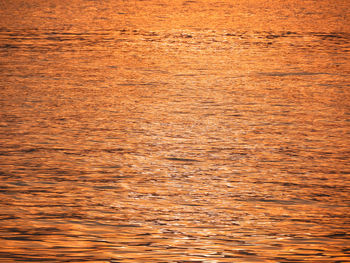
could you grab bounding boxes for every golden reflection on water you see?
[0,0,350,262]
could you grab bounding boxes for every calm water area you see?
[0,0,350,262]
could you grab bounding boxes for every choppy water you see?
[1,0,350,262]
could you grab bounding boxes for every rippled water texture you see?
[0,0,350,262]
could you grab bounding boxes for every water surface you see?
[0,0,350,262]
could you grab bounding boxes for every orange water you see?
[0,0,349,262]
